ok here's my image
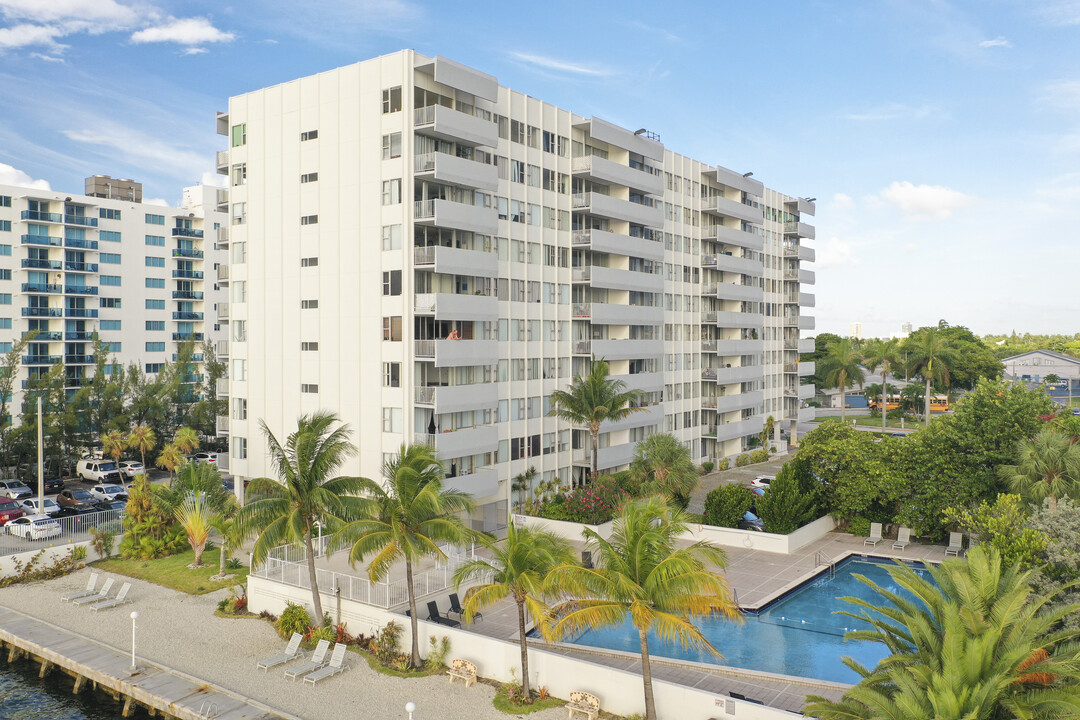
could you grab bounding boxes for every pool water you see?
[554,556,935,684]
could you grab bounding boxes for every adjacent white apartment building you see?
[219,51,815,526]
[0,176,228,415]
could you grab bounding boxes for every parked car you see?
[118,461,145,479]
[20,497,61,516]
[76,458,123,484]
[0,480,33,500]
[0,498,27,525]
[91,499,127,515]
[55,504,99,528]
[750,475,774,490]
[44,477,64,493]
[88,484,127,502]
[738,510,765,532]
[6,514,62,541]
[57,488,95,508]
[193,452,218,465]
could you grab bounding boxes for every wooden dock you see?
[0,607,297,720]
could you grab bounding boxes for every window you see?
[300,257,318,267]
[510,160,525,184]
[382,316,402,341]
[145,299,165,309]
[145,321,165,331]
[0,195,9,207]
[145,363,164,373]
[301,299,319,309]
[381,132,402,159]
[145,213,165,225]
[0,245,9,255]
[232,359,247,381]
[231,123,246,147]
[232,163,247,186]
[231,202,246,225]
[145,278,165,289]
[99,208,121,220]
[100,320,121,331]
[557,136,569,156]
[381,407,403,433]
[382,86,402,113]
[232,398,247,420]
[99,252,121,264]
[300,215,318,225]
[301,342,319,351]
[100,275,121,286]
[0,319,9,329]
[381,224,402,250]
[232,321,247,341]
[98,230,120,242]
[543,130,556,153]
[232,437,247,460]
[300,172,318,183]
[300,129,318,141]
[145,342,165,352]
[0,269,9,281]
[0,221,9,232]
[527,125,540,148]
[382,270,401,296]
[383,362,400,387]
[510,119,525,144]
[145,235,164,246]
[381,179,401,205]
[145,256,165,267]
[100,297,121,308]
[301,384,319,393]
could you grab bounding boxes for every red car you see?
[0,497,27,525]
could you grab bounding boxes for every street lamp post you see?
[129,610,139,672]
[405,701,416,720]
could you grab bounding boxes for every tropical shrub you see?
[540,476,628,524]
[275,602,312,639]
[371,620,403,666]
[0,548,84,588]
[848,516,871,536]
[703,484,753,528]
[757,464,822,534]
[735,454,750,467]
[89,526,117,559]
[716,458,730,471]
[425,635,451,669]
[749,448,769,463]
[944,493,1047,569]
[701,461,714,474]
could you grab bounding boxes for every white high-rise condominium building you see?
[220,51,815,525]
[0,177,228,416]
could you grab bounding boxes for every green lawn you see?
[92,547,249,595]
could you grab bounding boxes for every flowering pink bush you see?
[559,476,629,524]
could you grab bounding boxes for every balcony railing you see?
[21,258,62,269]
[701,397,717,409]
[21,234,61,247]
[173,270,204,279]
[65,285,98,295]
[65,308,98,318]
[414,340,435,358]
[21,210,62,223]
[63,215,98,227]
[21,307,62,317]
[573,340,591,355]
[64,354,94,364]
[173,333,204,341]
[572,267,591,282]
[172,228,204,238]
[173,290,204,300]
[173,312,204,320]
[172,247,205,258]
[572,303,591,318]
[173,354,204,362]
[64,262,98,272]
[702,368,717,380]
[415,386,435,405]
[24,331,62,341]
[64,238,98,250]
[21,283,62,294]
[414,199,435,219]
[65,331,95,341]
[22,355,60,365]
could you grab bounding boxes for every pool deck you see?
[450,531,948,715]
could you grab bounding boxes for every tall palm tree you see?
[550,497,739,720]
[236,411,366,623]
[156,442,184,484]
[102,429,128,488]
[126,424,156,473]
[210,514,240,579]
[628,432,698,508]
[452,524,574,699]
[548,357,644,480]
[511,466,536,513]
[997,427,1080,512]
[173,426,200,455]
[174,494,216,567]
[805,545,1080,720]
[861,338,901,430]
[332,443,473,668]
[904,327,957,425]
[817,338,864,422]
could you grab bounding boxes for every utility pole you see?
[37,395,44,515]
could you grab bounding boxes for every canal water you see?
[0,657,151,719]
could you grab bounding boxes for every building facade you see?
[219,51,815,524]
[0,178,228,421]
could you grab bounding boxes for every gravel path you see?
[0,568,567,720]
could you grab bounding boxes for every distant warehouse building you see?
[1001,350,1080,383]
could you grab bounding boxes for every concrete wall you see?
[0,541,89,577]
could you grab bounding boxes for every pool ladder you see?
[815,550,836,578]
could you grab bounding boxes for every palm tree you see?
[548,357,644,480]
[550,497,739,720]
[173,426,199,455]
[102,429,128,488]
[511,466,536,513]
[332,443,473,668]
[817,338,863,422]
[452,524,574,699]
[904,327,957,425]
[174,494,216,567]
[862,338,901,430]
[156,460,234,516]
[156,442,184,484]
[236,411,366,623]
[805,545,1080,720]
[210,514,240,579]
[628,432,698,508]
[126,424,156,473]
[997,427,1080,512]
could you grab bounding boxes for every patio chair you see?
[61,572,100,602]
[893,526,912,550]
[864,523,883,547]
[447,593,481,622]
[89,581,131,611]
[427,600,460,628]
[945,532,964,557]
[284,639,331,680]
[256,632,303,671]
[303,643,348,685]
[72,577,115,606]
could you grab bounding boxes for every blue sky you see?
[1,0,1077,337]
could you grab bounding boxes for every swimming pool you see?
[548,556,935,684]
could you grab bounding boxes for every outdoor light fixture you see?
[129,610,139,672]
[405,701,416,720]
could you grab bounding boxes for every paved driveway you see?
[688,452,792,514]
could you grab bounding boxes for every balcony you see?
[713,283,764,303]
[22,355,60,365]
[702,196,762,225]
[712,416,765,443]
[21,283,62,294]
[414,424,499,460]
[799,384,815,400]
[172,227,204,239]
[64,354,95,364]
[413,198,498,235]
[573,442,636,472]
[216,415,229,434]
[24,331,62,341]
[713,253,764,277]
[20,234,62,247]
[785,197,816,217]
[797,362,816,378]
[600,402,664,433]
[613,371,663,393]
[173,311,205,321]
[576,265,664,293]
[414,151,498,191]
[172,247,205,259]
[798,338,815,354]
[173,270,204,279]
[414,293,497,322]
[217,378,229,395]
[22,307,62,317]
[21,210,62,223]
[172,332,204,341]
[172,354,204,362]
[215,340,229,357]
[215,188,228,213]
[570,229,664,262]
[571,155,664,195]
[413,339,498,367]
[800,315,816,331]
[799,269,816,285]
[713,390,764,414]
[443,466,500,499]
[65,308,98,318]
[715,339,764,356]
[64,261,98,273]
[709,311,765,330]
[63,215,98,227]
[414,104,498,147]
[782,314,799,327]
[414,383,499,414]
[65,331,95,341]
[180,373,204,384]
[799,245,815,263]
[173,290,204,300]
[705,365,764,385]
[572,303,663,326]
[64,285,98,295]
[702,225,763,252]
[64,237,98,250]
[413,245,498,278]
[799,292,815,307]
[21,258,62,270]
[573,338,664,361]
[783,221,816,240]
[571,192,663,227]
[218,302,230,319]
[216,150,229,174]
[799,407,816,423]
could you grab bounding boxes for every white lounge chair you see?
[864,522,883,547]
[303,643,348,685]
[61,572,100,602]
[893,526,912,550]
[945,532,964,557]
[90,581,131,611]
[284,639,331,680]
[257,632,303,671]
[72,577,114,606]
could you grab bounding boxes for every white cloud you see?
[130,17,234,45]
[0,0,141,26]
[816,237,860,269]
[0,23,64,48]
[978,36,1012,48]
[61,125,211,180]
[840,103,938,121]
[0,162,51,190]
[183,46,207,55]
[200,171,226,188]
[1039,1,1080,26]
[830,193,855,212]
[509,52,613,77]
[1039,79,1080,110]
[878,181,977,219]
[30,51,64,62]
